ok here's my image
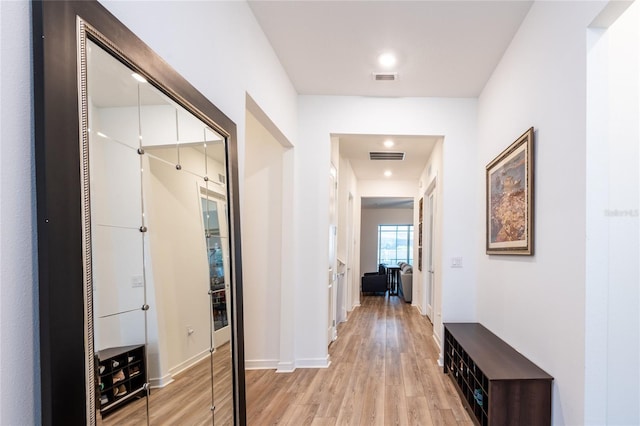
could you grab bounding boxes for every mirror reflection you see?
[85,36,233,425]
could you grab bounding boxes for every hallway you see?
[245,295,473,425]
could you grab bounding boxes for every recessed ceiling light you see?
[384,170,392,177]
[131,73,147,83]
[383,140,394,148]
[378,53,396,68]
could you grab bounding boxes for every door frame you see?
[200,188,232,349]
[423,176,437,321]
[328,164,338,344]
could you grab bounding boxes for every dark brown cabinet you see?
[444,323,553,426]
[97,344,146,416]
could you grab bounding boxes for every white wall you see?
[358,179,417,197]
[144,147,224,384]
[586,2,639,424]
[476,2,609,425]
[0,1,39,423]
[243,111,284,369]
[360,208,414,274]
[297,96,478,362]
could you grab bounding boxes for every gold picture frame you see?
[486,127,534,255]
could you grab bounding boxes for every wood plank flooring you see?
[98,294,471,425]
[246,295,472,426]
[100,344,233,426]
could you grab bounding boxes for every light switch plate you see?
[131,275,144,288]
[451,257,463,268]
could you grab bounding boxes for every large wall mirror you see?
[33,1,245,424]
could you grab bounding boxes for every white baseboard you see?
[247,356,332,370]
[432,333,443,366]
[275,361,295,373]
[149,373,174,389]
[413,304,424,315]
[295,355,331,369]
[432,332,441,350]
[150,349,208,388]
[245,359,279,370]
[169,349,209,378]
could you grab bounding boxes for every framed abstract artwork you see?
[486,127,534,255]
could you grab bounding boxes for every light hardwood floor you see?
[245,294,472,426]
[99,294,471,425]
[100,344,233,426]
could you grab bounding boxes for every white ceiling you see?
[248,0,533,98]
[361,197,414,209]
[248,0,532,182]
[338,133,439,180]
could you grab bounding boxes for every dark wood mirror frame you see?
[32,1,246,424]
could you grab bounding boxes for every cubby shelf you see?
[97,344,147,416]
[444,323,553,426]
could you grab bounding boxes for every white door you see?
[346,193,354,315]
[328,165,338,344]
[201,195,231,348]
[336,260,346,324]
[424,183,436,321]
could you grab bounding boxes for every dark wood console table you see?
[385,265,401,295]
[444,323,553,426]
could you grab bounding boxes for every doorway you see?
[243,107,289,369]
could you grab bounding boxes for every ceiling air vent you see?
[372,72,398,81]
[369,151,405,161]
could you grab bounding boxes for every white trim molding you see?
[295,355,331,369]
[245,359,280,370]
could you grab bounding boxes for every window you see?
[378,224,414,266]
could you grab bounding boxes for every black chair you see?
[361,264,388,294]
[363,264,385,276]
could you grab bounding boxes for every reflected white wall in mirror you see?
[86,35,232,424]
